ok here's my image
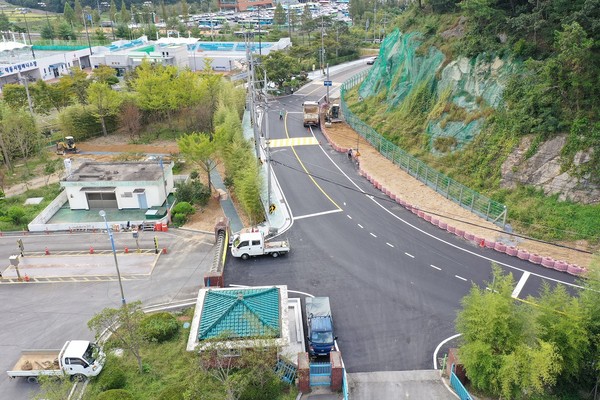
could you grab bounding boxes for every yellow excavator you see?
[56,136,78,155]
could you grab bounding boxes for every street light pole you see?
[99,210,126,306]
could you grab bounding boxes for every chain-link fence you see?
[341,73,507,227]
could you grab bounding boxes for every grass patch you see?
[0,184,62,231]
[84,308,298,400]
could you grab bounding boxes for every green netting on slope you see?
[359,29,522,149]
[358,30,445,109]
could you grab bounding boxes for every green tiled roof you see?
[198,287,281,341]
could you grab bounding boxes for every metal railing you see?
[340,72,507,227]
[450,364,473,400]
[342,368,349,399]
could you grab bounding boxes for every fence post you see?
[435,173,439,191]
[486,201,491,220]
[446,178,450,199]
[470,192,475,211]
[459,187,463,205]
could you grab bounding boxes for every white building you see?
[61,161,174,211]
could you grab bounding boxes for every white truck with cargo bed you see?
[231,230,290,259]
[6,340,105,383]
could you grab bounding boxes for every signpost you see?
[323,80,332,86]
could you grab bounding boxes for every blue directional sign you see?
[324,80,332,86]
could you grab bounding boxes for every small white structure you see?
[60,161,174,210]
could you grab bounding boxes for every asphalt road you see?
[224,61,582,373]
[0,230,215,399]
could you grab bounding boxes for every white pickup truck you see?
[231,230,290,260]
[7,340,105,383]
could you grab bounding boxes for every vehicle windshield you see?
[83,343,97,364]
[232,236,241,248]
[311,331,334,344]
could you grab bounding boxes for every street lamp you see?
[99,210,127,306]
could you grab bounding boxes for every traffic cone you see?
[45,247,50,255]
[24,274,30,282]
[125,247,129,254]
[90,247,94,254]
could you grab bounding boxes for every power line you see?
[270,158,596,254]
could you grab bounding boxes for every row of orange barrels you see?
[365,176,588,277]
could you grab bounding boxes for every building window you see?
[121,192,133,198]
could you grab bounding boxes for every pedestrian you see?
[279,110,284,120]
[347,148,353,159]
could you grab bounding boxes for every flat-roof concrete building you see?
[61,161,174,211]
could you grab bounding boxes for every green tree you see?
[40,24,55,40]
[456,265,564,398]
[95,27,107,41]
[92,65,119,85]
[33,376,74,400]
[1,84,28,110]
[109,0,117,23]
[63,2,76,27]
[57,22,76,40]
[160,0,168,23]
[301,5,315,42]
[261,51,300,88]
[61,68,91,104]
[119,0,130,25]
[0,13,11,31]
[181,0,189,21]
[115,23,131,39]
[177,132,218,191]
[74,0,83,25]
[273,3,286,26]
[87,82,123,136]
[131,61,177,122]
[88,301,145,374]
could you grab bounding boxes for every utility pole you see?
[17,70,34,116]
[258,6,262,55]
[264,69,271,207]
[320,15,325,75]
[287,0,291,39]
[83,11,93,55]
[326,63,330,104]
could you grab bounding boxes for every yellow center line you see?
[283,113,341,210]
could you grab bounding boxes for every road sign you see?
[324,80,332,86]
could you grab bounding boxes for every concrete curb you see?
[320,124,589,276]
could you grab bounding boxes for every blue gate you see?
[310,362,331,387]
[450,364,473,400]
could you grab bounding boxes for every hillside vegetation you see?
[347,1,600,246]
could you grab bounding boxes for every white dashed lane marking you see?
[455,275,468,282]
[370,233,377,238]
[358,224,363,229]
[430,264,441,270]
[386,243,394,248]
[405,252,414,258]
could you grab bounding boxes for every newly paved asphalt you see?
[225,61,582,376]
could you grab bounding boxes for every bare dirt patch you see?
[322,122,594,268]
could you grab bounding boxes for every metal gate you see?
[309,362,331,387]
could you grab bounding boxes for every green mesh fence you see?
[358,29,519,152]
[341,72,507,227]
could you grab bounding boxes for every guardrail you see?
[340,72,507,227]
[450,364,473,400]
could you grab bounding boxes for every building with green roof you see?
[187,285,290,353]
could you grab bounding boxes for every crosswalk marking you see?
[269,137,319,148]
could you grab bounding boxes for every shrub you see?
[172,201,195,216]
[96,365,127,391]
[7,206,26,225]
[189,170,199,180]
[96,389,135,400]
[140,312,179,343]
[172,213,187,227]
[174,181,210,206]
[157,384,185,400]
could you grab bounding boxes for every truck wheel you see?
[27,377,39,384]
[241,253,249,260]
[272,252,279,258]
[71,373,87,382]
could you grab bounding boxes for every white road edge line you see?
[512,271,531,299]
[294,209,343,220]
[314,128,582,290]
[430,264,441,271]
[370,232,377,237]
[405,252,415,258]
[433,333,462,370]
[386,242,394,248]
[455,275,467,281]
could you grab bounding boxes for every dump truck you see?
[7,340,105,383]
[302,101,320,127]
[305,297,336,356]
[231,230,290,260]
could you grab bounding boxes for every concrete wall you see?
[27,191,68,231]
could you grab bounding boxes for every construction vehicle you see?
[326,103,342,124]
[302,101,320,127]
[56,136,77,155]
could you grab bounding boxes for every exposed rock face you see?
[501,135,600,204]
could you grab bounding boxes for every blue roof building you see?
[187,285,290,352]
